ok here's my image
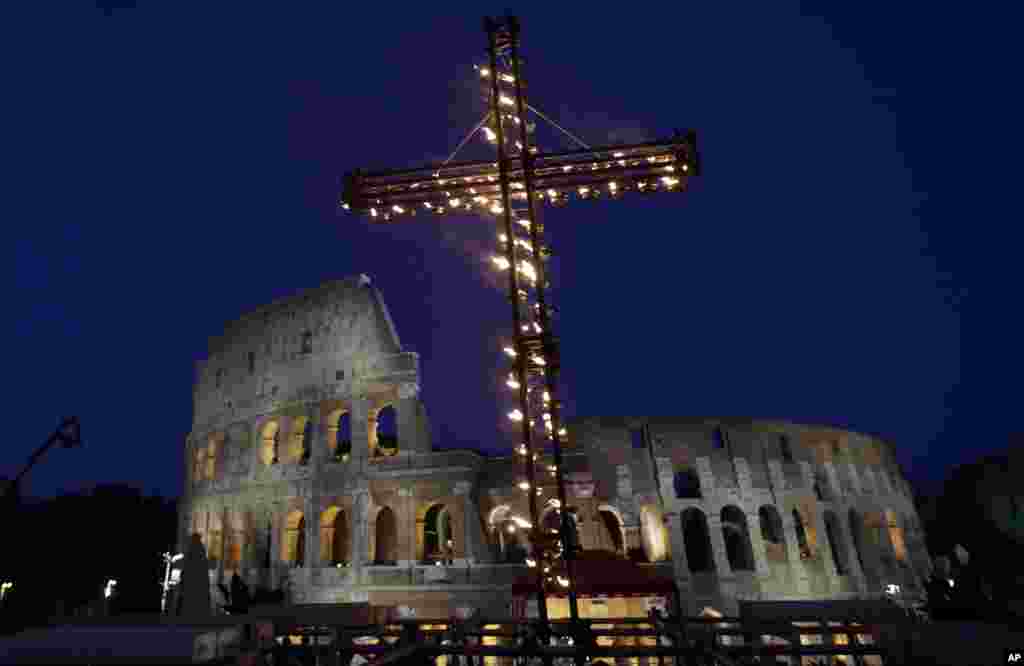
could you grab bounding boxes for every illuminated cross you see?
[340,16,700,631]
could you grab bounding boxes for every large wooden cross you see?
[340,15,700,630]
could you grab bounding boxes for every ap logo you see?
[1007,651,1023,663]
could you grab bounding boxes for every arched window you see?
[422,504,452,561]
[260,421,280,466]
[598,508,625,554]
[823,510,848,575]
[205,434,220,480]
[320,507,348,566]
[681,508,715,573]
[673,468,702,499]
[640,505,669,562]
[283,510,305,567]
[194,443,206,482]
[289,417,310,464]
[226,511,244,568]
[792,508,814,559]
[374,507,398,564]
[885,509,907,562]
[207,511,223,563]
[721,506,755,571]
[712,427,725,449]
[374,405,397,456]
[327,410,352,462]
[758,506,787,562]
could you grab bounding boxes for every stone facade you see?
[180,276,929,618]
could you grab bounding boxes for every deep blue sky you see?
[7,3,1012,501]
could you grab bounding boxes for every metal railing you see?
[245,615,892,666]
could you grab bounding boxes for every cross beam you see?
[339,15,699,638]
[340,134,699,221]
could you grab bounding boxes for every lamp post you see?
[161,552,184,614]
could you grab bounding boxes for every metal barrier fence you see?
[250,616,891,666]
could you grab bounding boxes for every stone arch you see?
[374,506,398,564]
[320,506,349,566]
[640,504,670,562]
[792,507,814,559]
[758,505,787,563]
[326,408,352,462]
[823,510,849,575]
[720,505,755,571]
[288,416,311,464]
[283,509,305,567]
[260,420,280,466]
[372,405,398,456]
[488,505,525,562]
[597,505,625,554]
[680,508,715,573]
[421,503,453,561]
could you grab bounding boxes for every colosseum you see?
[180,275,930,620]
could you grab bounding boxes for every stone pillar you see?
[734,458,753,501]
[655,457,675,503]
[695,457,715,496]
[397,487,414,565]
[746,512,772,577]
[268,505,282,589]
[305,496,318,569]
[614,461,630,497]
[666,512,689,578]
[834,507,866,593]
[350,397,371,468]
[823,462,842,499]
[456,481,483,564]
[706,513,733,575]
[350,484,371,573]
[846,463,862,496]
[780,511,810,595]
[395,382,425,454]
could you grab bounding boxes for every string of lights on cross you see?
[340,15,699,626]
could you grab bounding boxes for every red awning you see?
[511,557,676,598]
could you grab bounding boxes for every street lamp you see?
[161,552,183,613]
[0,581,12,603]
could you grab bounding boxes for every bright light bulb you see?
[492,256,511,270]
[517,444,528,455]
[499,95,515,107]
[558,427,567,437]
[490,203,504,214]
[509,409,524,422]
[507,376,520,389]
[392,205,404,214]
[562,165,573,172]
[661,176,680,187]
[526,558,536,567]
[370,207,378,217]
[608,182,618,192]
[518,480,530,490]
[557,576,569,588]
[423,202,433,209]
[531,354,546,366]
[449,198,461,207]
[547,189,557,198]
[500,73,515,83]
[543,391,551,403]
[498,233,508,242]
[517,218,531,229]
[664,165,675,172]
[504,346,517,357]
[613,152,624,158]
[507,524,517,533]
[483,127,497,142]
[578,186,590,196]
[479,68,490,77]
[341,203,350,210]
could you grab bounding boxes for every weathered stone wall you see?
[180,279,928,617]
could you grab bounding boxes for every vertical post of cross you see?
[484,15,549,632]
[503,14,581,629]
